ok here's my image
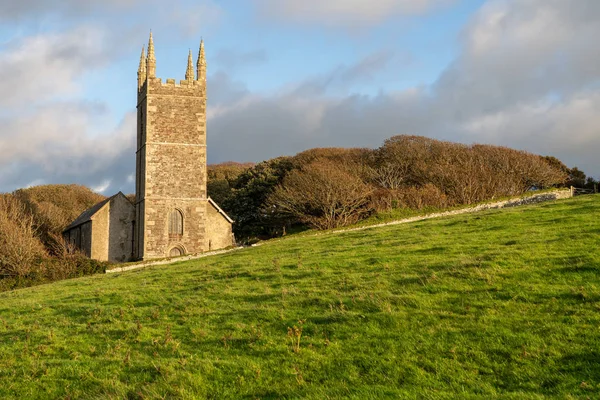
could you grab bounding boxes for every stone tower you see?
[134,33,232,260]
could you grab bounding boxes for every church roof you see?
[63,192,126,232]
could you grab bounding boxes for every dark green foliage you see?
[206,178,233,206]
[206,162,254,207]
[567,167,588,188]
[0,196,598,398]
[223,157,296,239]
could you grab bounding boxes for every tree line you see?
[0,135,596,290]
[208,135,593,240]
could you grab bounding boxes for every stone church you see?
[64,33,234,262]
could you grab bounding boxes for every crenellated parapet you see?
[137,31,207,98]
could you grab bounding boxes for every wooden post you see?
[594,184,598,194]
[570,186,575,197]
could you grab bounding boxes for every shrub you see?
[0,253,108,292]
[375,135,567,204]
[224,157,296,238]
[268,160,373,230]
[393,184,449,210]
[0,195,47,278]
[207,162,254,206]
[13,184,105,256]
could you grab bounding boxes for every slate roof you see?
[63,192,123,232]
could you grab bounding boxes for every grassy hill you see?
[1,195,599,399]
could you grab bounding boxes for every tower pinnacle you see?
[146,31,156,79]
[137,45,147,89]
[196,38,206,83]
[185,49,194,81]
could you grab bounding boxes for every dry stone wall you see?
[327,189,574,236]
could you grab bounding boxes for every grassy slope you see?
[1,196,599,399]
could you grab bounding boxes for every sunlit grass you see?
[0,195,599,399]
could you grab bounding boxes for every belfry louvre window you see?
[169,209,183,238]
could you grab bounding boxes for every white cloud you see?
[207,0,600,179]
[165,3,223,38]
[2,0,600,196]
[92,180,112,194]
[0,27,110,107]
[460,90,600,167]
[0,105,136,192]
[0,25,135,193]
[254,0,454,27]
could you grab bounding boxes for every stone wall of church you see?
[85,194,135,262]
[143,199,207,257]
[206,201,234,251]
[91,206,109,261]
[65,222,92,258]
[107,195,135,262]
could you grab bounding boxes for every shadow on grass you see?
[408,246,448,255]
[558,351,600,380]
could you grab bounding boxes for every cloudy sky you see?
[1,0,598,194]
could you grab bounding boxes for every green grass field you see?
[1,196,599,399]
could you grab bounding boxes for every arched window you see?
[168,209,183,238]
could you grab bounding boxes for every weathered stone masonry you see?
[134,32,233,260]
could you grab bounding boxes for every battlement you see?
[138,78,205,101]
[137,32,206,93]
[160,78,203,87]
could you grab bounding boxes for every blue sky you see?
[0,0,598,194]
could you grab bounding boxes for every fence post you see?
[570,186,575,197]
[595,184,598,194]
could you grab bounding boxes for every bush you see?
[219,136,570,236]
[0,253,108,292]
[13,184,105,256]
[224,157,296,238]
[393,184,449,210]
[268,160,373,230]
[207,162,254,206]
[375,136,567,204]
[0,195,47,278]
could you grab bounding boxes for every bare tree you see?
[0,195,46,277]
[269,160,374,230]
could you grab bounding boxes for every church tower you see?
[134,33,232,260]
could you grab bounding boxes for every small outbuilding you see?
[63,192,135,263]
